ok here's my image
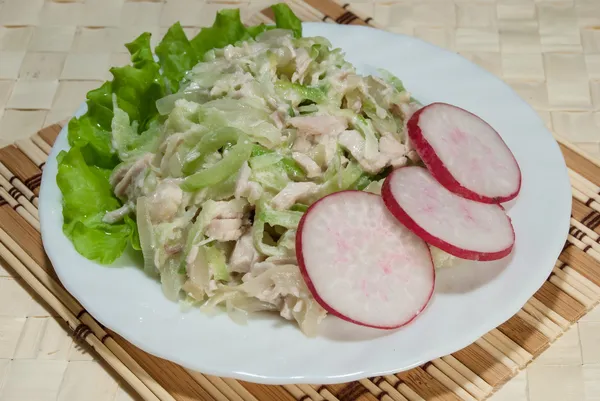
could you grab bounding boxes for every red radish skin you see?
[296,191,435,329]
[407,103,522,204]
[382,166,515,261]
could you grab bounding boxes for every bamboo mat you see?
[1,1,600,401]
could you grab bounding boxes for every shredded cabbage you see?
[56,3,420,336]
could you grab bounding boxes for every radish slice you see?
[296,191,435,329]
[408,102,521,204]
[382,166,515,261]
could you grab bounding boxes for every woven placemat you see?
[1,1,600,401]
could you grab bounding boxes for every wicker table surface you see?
[1,1,600,401]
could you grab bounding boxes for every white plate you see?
[39,23,571,384]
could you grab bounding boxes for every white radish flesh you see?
[296,191,435,329]
[382,166,515,261]
[408,102,521,204]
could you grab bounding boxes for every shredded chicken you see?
[271,182,319,210]
[291,47,312,83]
[407,150,420,163]
[182,280,205,301]
[229,231,260,273]
[349,96,362,113]
[281,295,303,320]
[292,152,321,178]
[184,243,210,300]
[338,130,363,157]
[292,136,312,152]
[338,130,388,174]
[269,110,285,129]
[164,243,183,255]
[380,133,406,157]
[317,135,339,165]
[209,200,246,219]
[380,133,409,168]
[234,161,262,202]
[148,180,183,223]
[159,133,185,175]
[399,102,422,121]
[288,115,349,166]
[242,264,302,303]
[404,130,421,162]
[288,115,347,137]
[111,153,153,199]
[243,260,272,281]
[198,198,249,242]
[102,202,133,224]
[94,28,425,336]
[240,263,326,329]
[206,218,243,241]
[265,255,298,266]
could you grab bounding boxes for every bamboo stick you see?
[359,379,397,401]
[522,302,566,335]
[549,274,594,307]
[0,240,160,401]
[0,187,40,230]
[377,380,409,401]
[423,363,478,401]
[383,377,425,401]
[0,174,39,218]
[568,234,600,262]
[309,385,338,401]
[486,329,532,364]
[16,139,47,167]
[221,379,261,401]
[562,264,600,295]
[297,384,325,400]
[441,356,493,394]
[0,226,175,401]
[552,265,598,301]
[555,134,600,169]
[0,161,38,206]
[32,134,53,155]
[572,187,600,214]
[475,337,519,371]
[527,297,571,329]
[516,310,560,340]
[431,358,486,401]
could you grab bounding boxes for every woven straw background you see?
[1,0,600,400]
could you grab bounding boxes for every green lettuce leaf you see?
[59,31,166,263]
[155,22,199,92]
[110,33,165,131]
[246,23,274,38]
[85,81,114,130]
[57,4,307,266]
[189,4,301,61]
[111,99,162,161]
[57,147,133,264]
[126,215,141,251]
[190,9,249,58]
[67,221,133,265]
[67,32,165,170]
[66,116,119,169]
[271,3,302,38]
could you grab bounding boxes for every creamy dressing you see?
[104,29,420,336]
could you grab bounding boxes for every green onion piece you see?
[181,140,252,191]
[182,127,245,175]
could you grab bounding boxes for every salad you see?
[56,4,520,336]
